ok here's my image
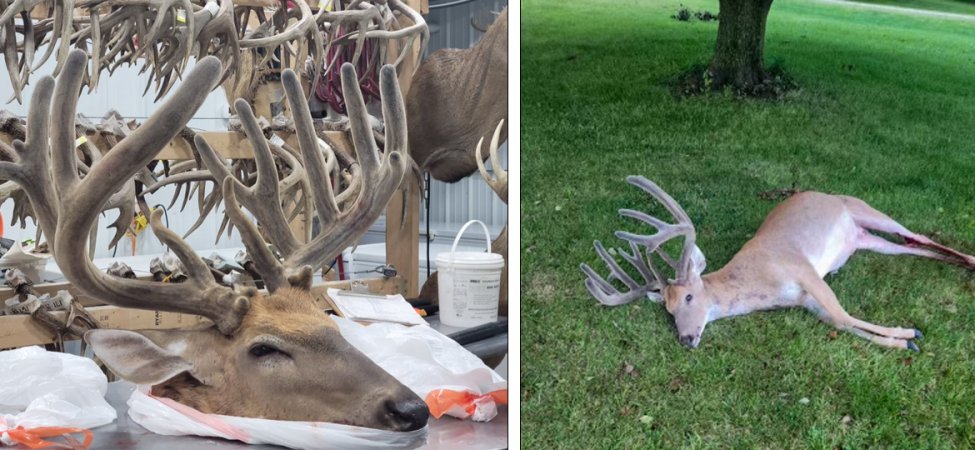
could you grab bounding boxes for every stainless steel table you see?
[11,382,507,450]
[425,315,508,362]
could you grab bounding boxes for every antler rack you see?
[0,0,428,101]
[580,176,701,306]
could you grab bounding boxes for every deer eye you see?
[685,294,693,303]
[249,344,282,358]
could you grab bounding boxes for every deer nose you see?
[386,397,430,431]
[679,334,696,348]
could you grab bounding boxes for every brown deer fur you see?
[406,8,507,183]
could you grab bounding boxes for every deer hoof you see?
[914,329,923,340]
[907,341,920,352]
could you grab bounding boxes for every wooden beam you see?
[0,276,153,308]
[382,0,424,297]
[1,130,342,162]
[153,131,302,161]
[407,0,429,18]
[0,276,406,348]
[385,186,420,297]
[392,0,425,97]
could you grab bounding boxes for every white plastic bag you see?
[0,346,116,445]
[126,387,427,450]
[332,316,507,421]
[0,244,51,284]
[123,316,505,447]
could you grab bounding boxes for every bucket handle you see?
[448,220,492,269]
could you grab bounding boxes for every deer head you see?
[580,176,711,348]
[0,49,428,430]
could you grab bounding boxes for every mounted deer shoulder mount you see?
[581,176,975,351]
[406,7,507,183]
[0,49,427,431]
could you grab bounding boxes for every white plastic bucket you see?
[436,220,505,328]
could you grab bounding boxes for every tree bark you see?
[708,0,774,90]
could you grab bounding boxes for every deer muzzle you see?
[679,334,701,349]
[383,393,430,431]
[368,385,429,431]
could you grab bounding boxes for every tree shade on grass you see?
[521,0,975,448]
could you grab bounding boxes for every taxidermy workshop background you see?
[0,1,507,307]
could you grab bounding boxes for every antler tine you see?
[221,177,289,291]
[239,0,314,49]
[9,49,250,335]
[389,0,428,71]
[619,241,666,293]
[614,209,689,250]
[0,74,57,237]
[195,100,300,259]
[0,0,27,25]
[194,0,239,86]
[143,170,214,195]
[613,176,698,283]
[332,0,428,71]
[475,119,507,204]
[103,185,137,250]
[580,240,660,306]
[2,2,23,104]
[181,185,222,238]
[341,63,382,175]
[281,69,340,230]
[284,63,407,270]
[51,50,86,193]
[629,176,693,226]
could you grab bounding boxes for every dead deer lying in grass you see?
[582,176,975,351]
[0,49,428,430]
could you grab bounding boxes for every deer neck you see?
[701,260,799,321]
[467,10,507,72]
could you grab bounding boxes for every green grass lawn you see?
[520,0,975,448]
[850,0,975,16]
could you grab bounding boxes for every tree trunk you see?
[708,0,774,90]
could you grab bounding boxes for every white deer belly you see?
[806,214,858,278]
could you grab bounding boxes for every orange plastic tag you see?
[4,426,93,449]
[424,388,508,419]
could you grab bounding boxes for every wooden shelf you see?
[0,276,405,348]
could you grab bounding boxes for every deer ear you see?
[685,246,707,280]
[645,291,663,303]
[85,329,194,385]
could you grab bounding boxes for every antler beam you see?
[2,49,251,334]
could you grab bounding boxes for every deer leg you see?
[846,327,919,351]
[842,196,975,269]
[800,275,920,349]
[856,230,951,262]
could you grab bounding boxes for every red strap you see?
[4,426,93,449]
